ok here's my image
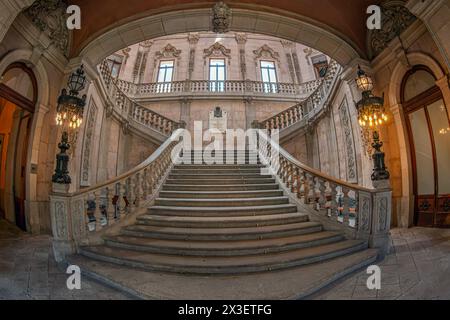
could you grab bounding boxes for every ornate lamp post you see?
[52,65,87,184]
[355,66,390,182]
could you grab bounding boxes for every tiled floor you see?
[314,227,450,300]
[1,219,449,300]
[0,220,129,300]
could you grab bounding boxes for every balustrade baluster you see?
[117,181,126,218]
[128,177,136,212]
[93,191,103,231]
[106,186,115,226]
[348,190,358,228]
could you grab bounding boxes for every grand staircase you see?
[68,151,378,297]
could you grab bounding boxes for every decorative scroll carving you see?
[204,42,231,59]
[338,98,358,183]
[24,0,69,55]
[358,192,371,233]
[292,53,303,84]
[212,1,231,33]
[253,44,280,62]
[377,197,388,232]
[80,101,97,186]
[235,33,247,45]
[187,34,199,80]
[53,201,68,239]
[155,44,181,60]
[367,1,416,58]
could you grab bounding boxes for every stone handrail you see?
[114,77,322,98]
[50,130,183,261]
[258,60,341,132]
[98,61,183,136]
[256,128,392,253]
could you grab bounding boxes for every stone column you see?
[407,0,450,70]
[180,98,191,130]
[235,33,247,80]
[50,183,75,262]
[370,180,393,256]
[244,96,254,130]
[187,33,200,80]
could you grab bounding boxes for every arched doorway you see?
[401,65,450,228]
[0,62,37,231]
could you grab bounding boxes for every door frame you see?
[0,62,36,230]
[401,66,450,227]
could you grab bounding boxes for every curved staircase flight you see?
[67,151,378,298]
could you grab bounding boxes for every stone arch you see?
[0,49,50,232]
[388,51,446,227]
[78,8,361,68]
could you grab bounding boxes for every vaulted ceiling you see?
[69,0,383,58]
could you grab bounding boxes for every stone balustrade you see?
[98,61,183,136]
[258,60,341,132]
[113,72,321,98]
[50,130,182,261]
[256,129,392,254]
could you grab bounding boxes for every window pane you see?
[217,67,225,81]
[427,100,450,194]
[210,67,217,80]
[404,70,436,101]
[409,109,435,195]
[164,68,173,82]
[268,69,277,83]
[210,59,225,66]
[160,61,173,68]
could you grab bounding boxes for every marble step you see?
[147,203,298,217]
[154,196,289,207]
[103,231,344,256]
[162,183,280,192]
[78,240,367,274]
[122,221,323,241]
[136,212,308,228]
[165,177,276,185]
[159,189,284,199]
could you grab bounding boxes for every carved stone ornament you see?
[338,98,358,183]
[235,33,247,45]
[212,1,231,33]
[367,1,416,58]
[24,0,70,55]
[155,44,182,60]
[80,101,97,186]
[204,42,231,59]
[253,44,280,62]
[188,33,200,45]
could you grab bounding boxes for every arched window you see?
[401,65,450,227]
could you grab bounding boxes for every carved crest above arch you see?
[24,0,70,56]
[253,44,280,62]
[155,44,182,60]
[203,42,231,59]
[367,1,416,59]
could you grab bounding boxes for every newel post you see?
[50,183,76,262]
[369,179,392,257]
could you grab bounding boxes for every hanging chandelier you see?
[355,66,387,128]
[55,65,87,129]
